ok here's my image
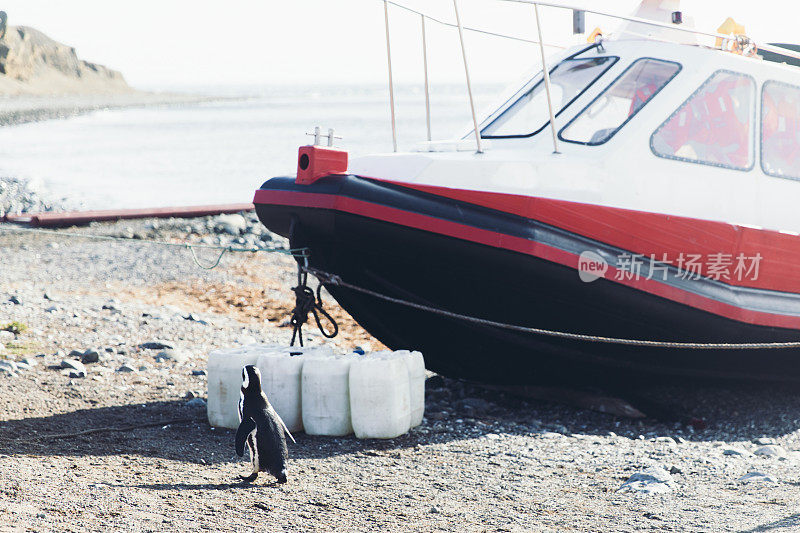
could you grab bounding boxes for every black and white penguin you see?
[236,365,296,483]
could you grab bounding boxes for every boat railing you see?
[380,0,800,155]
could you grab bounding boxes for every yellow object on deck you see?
[715,17,749,54]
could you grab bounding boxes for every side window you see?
[480,56,617,138]
[651,71,755,170]
[560,58,681,145]
[762,81,800,180]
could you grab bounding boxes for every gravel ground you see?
[2,214,800,532]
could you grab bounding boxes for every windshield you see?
[480,56,618,138]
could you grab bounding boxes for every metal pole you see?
[534,3,560,154]
[421,14,432,142]
[383,0,398,152]
[452,0,482,154]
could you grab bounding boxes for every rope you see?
[383,0,565,48]
[188,245,229,270]
[0,224,311,269]
[290,261,339,346]
[306,267,800,351]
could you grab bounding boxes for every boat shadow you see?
[1,376,800,464]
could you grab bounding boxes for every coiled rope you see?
[289,258,338,347]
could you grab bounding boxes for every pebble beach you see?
[1,186,800,531]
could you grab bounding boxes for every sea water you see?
[0,84,500,209]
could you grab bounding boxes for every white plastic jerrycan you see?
[301,353,357,436]
[349,351,411,439]
[256,345,333,433]
[206,345,261,429]
[398,350,426,427]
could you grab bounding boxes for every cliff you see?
[0,26,131,96]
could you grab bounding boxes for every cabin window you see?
[480,56,618,138]
[761,81,800,180]
[651,70,756,171]
[559,58,681,145]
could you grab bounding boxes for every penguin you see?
[236,365,296,483]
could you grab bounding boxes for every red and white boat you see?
[255,1,800,384]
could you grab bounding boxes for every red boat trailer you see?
[0,203,255,228]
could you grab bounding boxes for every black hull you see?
[255,176,800,385]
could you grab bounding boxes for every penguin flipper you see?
[235,417,257,457]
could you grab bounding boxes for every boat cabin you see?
[349,38,800,235]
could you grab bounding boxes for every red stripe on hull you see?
[253,188,800,330]
[379,180,800,295]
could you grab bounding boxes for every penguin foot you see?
[276,474,287,484]
[239,473,258,483]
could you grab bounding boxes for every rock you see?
[236,335,257,346]
[723,448,748,456]
[186,397,206,407]
[215,214,247,235]
[60,359,86,375]
[8,296,21,305]
[68,349,83,358]
[155,349,188,363]
[191,370,206,376]
[116,365,136,373]
[754,437,777,446]
[101,303,120,313]
[460,397,492,415]
[80,348,101,364]
[426,375,445,389]
[0,360,18,373]
[138,341,173,350]
[738,471,777,484]
[754,445,786,458]
[44,305,58,313]
[668,465,682,475]
[14,361,30,370]
[108,335,124,346]
[68,370,85,378]
[185,313,208,325]
[0,26,129,98]
[21,357,37,367]
[429,506,440,514]
[618,466,675,494]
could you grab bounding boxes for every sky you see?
[1,1,798,88]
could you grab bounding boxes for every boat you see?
[254,1,800,385]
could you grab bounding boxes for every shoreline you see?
[0,90,228,127]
